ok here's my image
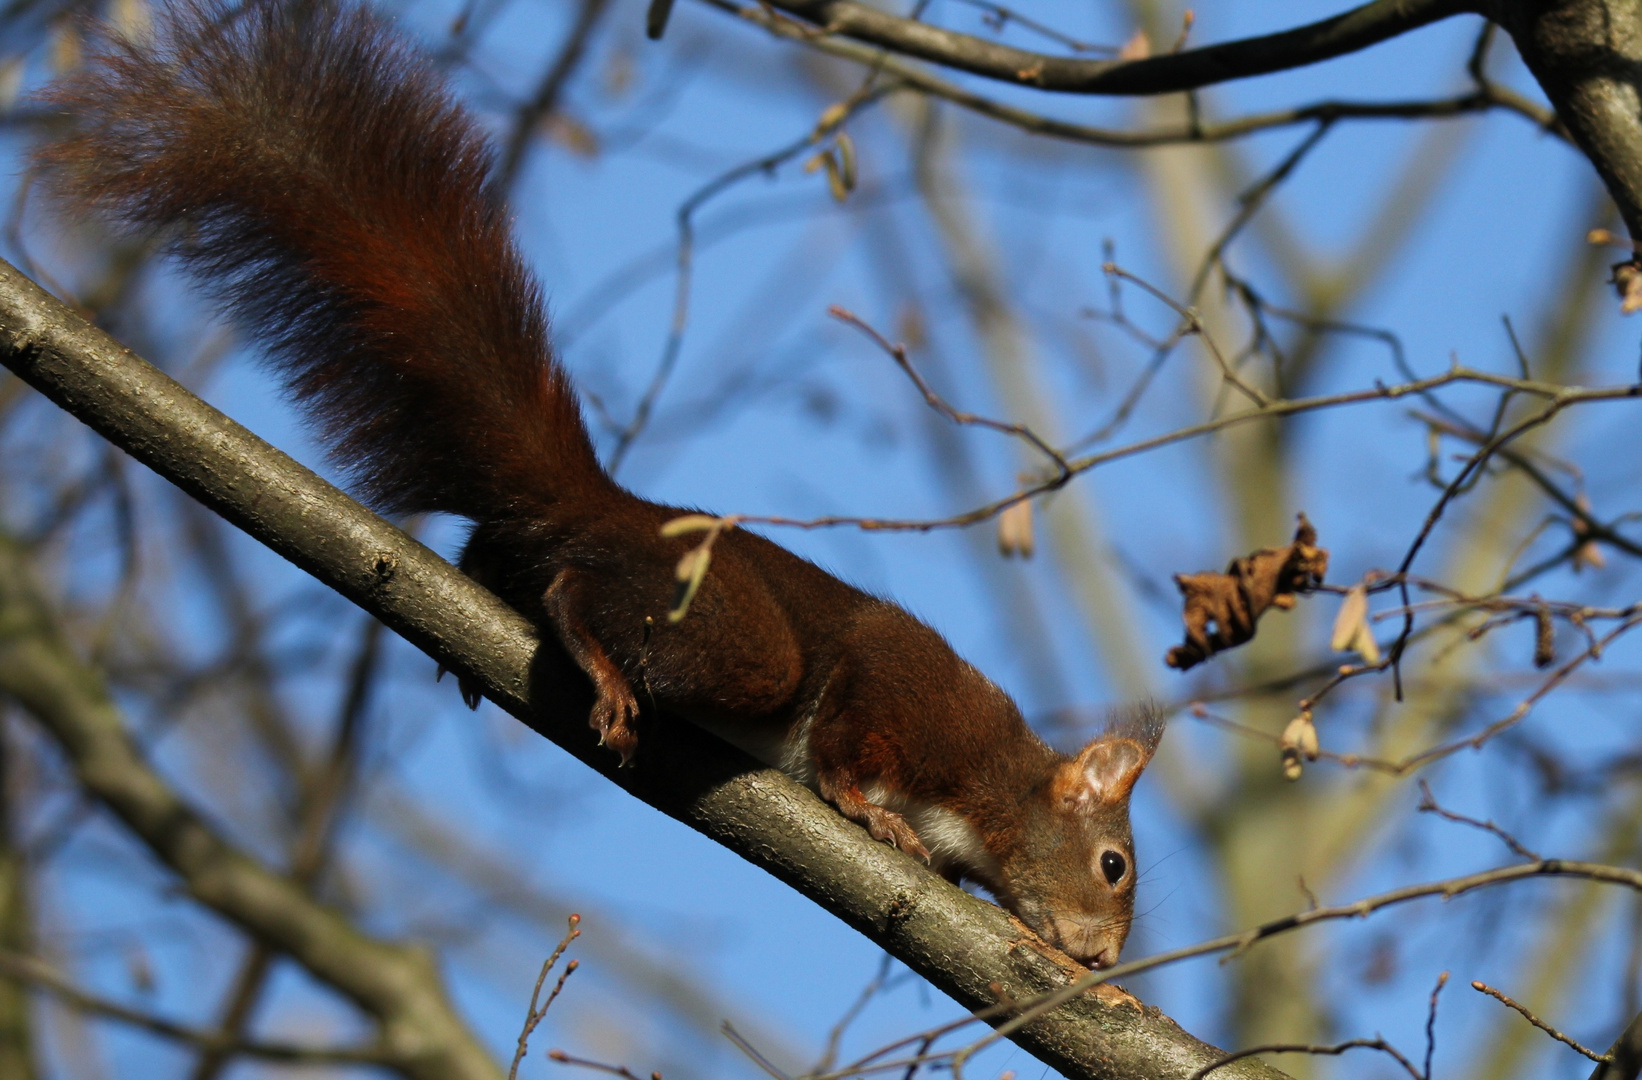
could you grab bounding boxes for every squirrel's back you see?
[36,0,610,521]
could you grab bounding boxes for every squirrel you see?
[34,0,1163,969]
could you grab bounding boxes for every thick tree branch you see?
[1486,0,1642,243]
[754,0,1473,94]
[0,261,1285,1080]
[0,533,501,1079]
[1592,1008,1642,1080]
[709,0,1559,148]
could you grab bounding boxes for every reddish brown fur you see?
[35,0,1161,968]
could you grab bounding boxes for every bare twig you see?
[725,370,1641,535]
[1424,971,1449,1079]
[814,955,897,1074]
[605,86,892,474]
[828,305,1070,479]
[1103,264,1268,408]
[492,0,614,195]
[1590,1008,1642,1080]
[722,1020,796,1080]
[1417,780,1541,860]
[1472,980,1612,1063]
[548,1048,659,1080]
[1188,122,1334,305]
[510,915,582,1080]
[1190,1038,1421,1080]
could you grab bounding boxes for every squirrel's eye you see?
[1100,850,1127,884]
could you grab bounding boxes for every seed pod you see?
[1351,621,1382,664]
[1330,584,1369,652]
[1534,607,1555,668]
[1281,745,1303,781]
[1574,541,1606,572]
[1281,713,1320,761]
[822,151,848,203]
[670,544,712,623]
[815,101,849,135]
[997,500,1034,559]
[834,131,858,192]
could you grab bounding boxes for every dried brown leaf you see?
[1164,514,1328,671]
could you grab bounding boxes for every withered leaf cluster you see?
[1165,515,1329,671]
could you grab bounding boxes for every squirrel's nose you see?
[1089,946,1119,970]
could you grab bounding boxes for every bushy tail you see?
[35,0,610,520]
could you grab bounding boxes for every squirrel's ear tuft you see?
[1100,700,1167,757]
[1056,703,1165,810]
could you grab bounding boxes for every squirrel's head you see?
[992,705,1164,969]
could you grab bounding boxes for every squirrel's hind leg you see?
[544,568,641,764]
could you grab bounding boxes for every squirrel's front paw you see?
[590,688,640,765]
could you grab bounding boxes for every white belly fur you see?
[693,708,996,882]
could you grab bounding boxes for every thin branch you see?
[1188,123,1335,304]
[1104,264,1268,407]
[722,1020,795,1080]
[605,85,891,474]
[1424,971,1449,1080]
[1194,602,1642,779]
[190,615,386,1080]
[548,1049,659,1080]
[510,916,582,1080]
[829,305,1069,479]
[0,951,389,1065]
[1472,980,1612,1063]
[1417,780,1541,860]
[492,0,614,195]
[1190,1039,1422,1080]
[724,368,1642,535]
[1590,1008,1642,1080]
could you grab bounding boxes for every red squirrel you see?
[35,0,1163,968]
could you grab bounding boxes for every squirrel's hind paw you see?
[590,686,641,765]
[864,805,931,862]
